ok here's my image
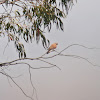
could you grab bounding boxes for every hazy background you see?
[0,0,100,100]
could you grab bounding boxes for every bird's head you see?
[55,43,58,45]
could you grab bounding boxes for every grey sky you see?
[0,0,100,100]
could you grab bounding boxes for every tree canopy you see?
[0,0,74,58]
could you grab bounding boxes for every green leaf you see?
[24,52,26,58]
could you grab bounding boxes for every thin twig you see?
[60,44,100,53]
[1,68,12,87]
[39,59,61,70]
[0,71,34,100]
[0,43,99,100]
[3,42,9,55]
[59,54,100,67]
[28,67,38,100]
[9,62,57,70]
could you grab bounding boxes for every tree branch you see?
[0,71,34,100]
[0,43,100,100]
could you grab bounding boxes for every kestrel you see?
[47,43,58,54]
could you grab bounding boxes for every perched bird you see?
[47,43,58,54]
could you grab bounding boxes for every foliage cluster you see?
[0,0,74,57]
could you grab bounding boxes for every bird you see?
[47,43,58,54]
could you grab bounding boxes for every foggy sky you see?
[0,0,100,100]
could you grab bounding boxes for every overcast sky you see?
[0,0,100,100]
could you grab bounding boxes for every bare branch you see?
[0,43,100,100]
[3,42,9,55]
[1,68,12,87]
[38,59,61,70]
[28,67,38,100]
[59,54,100,67]
[0,44,100,68]
[0,71,34,100]
[60,44,100,53]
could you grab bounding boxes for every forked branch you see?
[0,44,100,100]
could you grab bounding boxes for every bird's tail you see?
[47,50,50,54]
